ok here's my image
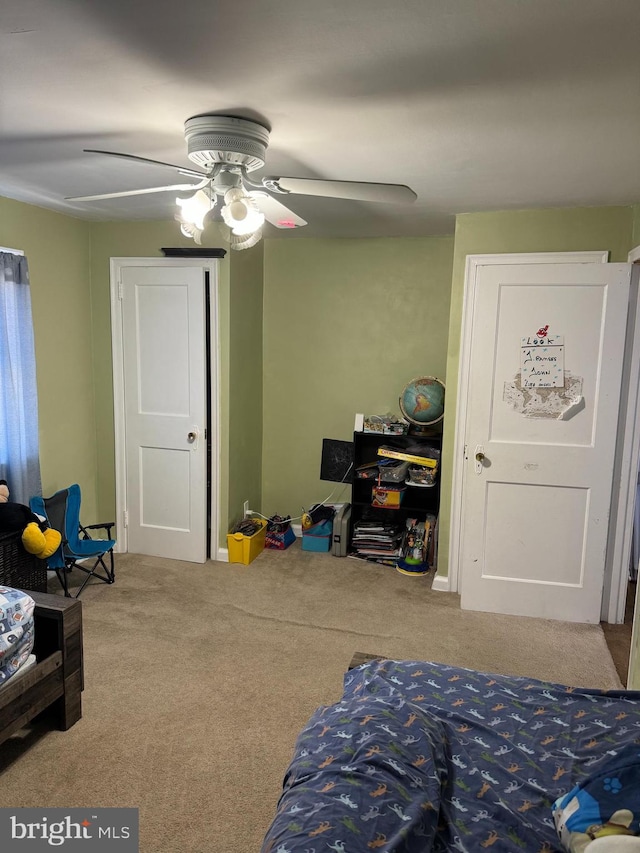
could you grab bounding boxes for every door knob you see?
[475,452,485,462]
[474,444,486,475]
[187,431,197,443]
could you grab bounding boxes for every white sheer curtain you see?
[0,251,42,504]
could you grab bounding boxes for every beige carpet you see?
[0,543,621,853]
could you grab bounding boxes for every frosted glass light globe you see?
[221,190,265,236]
[228,200,248,221]
[175,190,212,230]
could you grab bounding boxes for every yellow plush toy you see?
[0,480,61,559]
[21,521,61,560]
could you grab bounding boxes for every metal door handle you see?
[474,444,486,474]
[187,431,197,443]
[475,452,485,462]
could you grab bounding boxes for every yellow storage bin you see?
[227,519,267,565]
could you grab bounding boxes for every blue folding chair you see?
[30,484,116,598]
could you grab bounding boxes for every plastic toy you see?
[0,480,61,559]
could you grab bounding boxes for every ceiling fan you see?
[66,114,418,250]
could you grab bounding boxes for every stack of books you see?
[351,520,405,564]
[350,514,438,570]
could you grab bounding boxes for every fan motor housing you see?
[184,115,270,172]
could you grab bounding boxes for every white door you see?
[460,262,631,623]
[120,265,207,563]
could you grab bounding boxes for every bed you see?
[261,658,640,853]
[0,589,83,746]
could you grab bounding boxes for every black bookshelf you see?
[350,428,442,560]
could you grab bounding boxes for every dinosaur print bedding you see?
[261,659,640,853]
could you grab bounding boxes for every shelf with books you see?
[349,429,442,569]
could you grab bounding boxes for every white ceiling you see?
[2,0,640,239]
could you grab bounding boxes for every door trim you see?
[605,255,640,625]
[627,248,640,686]
[110,257,221,560]
[446,251,609,597]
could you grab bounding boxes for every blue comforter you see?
[261,659,640,853]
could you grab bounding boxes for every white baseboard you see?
[216,547,229,562]
[431,573,450,592]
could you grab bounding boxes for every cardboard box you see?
[372,486,406,509]
[377,445,439,468]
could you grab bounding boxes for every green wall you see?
[633,205,640,248]
[439,205,636,581]
[0,197,99,519]
[262,237,454,518]
[228,245,264,527]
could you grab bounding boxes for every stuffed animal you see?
[589,838,640,851]
[0,480,61,559]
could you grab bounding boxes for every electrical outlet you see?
[243,500,249,518]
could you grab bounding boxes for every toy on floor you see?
[0,480,61,559]
[553,744,640,852]
[265,515,296,550]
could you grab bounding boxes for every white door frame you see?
[110,257,221,560]
[603,247,640,624]
[627,246,640,687]
[446,251,609,599]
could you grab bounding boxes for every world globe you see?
[399,376,445,429]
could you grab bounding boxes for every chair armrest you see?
[79,522,115,539]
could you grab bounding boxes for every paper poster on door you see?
[505,325,584,419]
[503,371,584,419]
[521,326,564,388]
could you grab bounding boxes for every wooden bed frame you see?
[0,591,83,746]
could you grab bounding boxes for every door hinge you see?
[123,510,129,528]
[204,428,207,439]
[118,278,124,300]
[463,444,468,459]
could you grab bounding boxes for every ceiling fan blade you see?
[263,176,417,204]
[250,191,307,229]
[84,149,207,179]
[66,179,209,202]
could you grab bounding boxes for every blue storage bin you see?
[302,519,333,552]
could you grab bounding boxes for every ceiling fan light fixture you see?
[221,187,265,236]
[175,188,213,231]
[184,114,270,171]
[177,219,204,245]
[77,115,415,251]
[210,220,263,252]
[228,227,263,251]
